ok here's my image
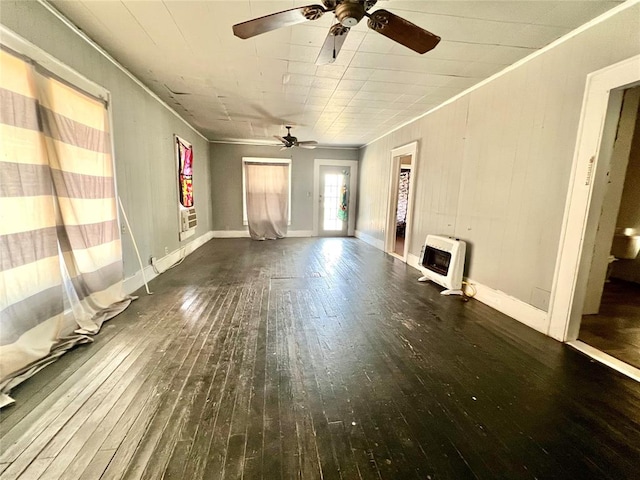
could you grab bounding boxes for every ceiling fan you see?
[275,126,318,149]
[232,0,441,65]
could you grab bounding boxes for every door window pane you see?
[323,173,344,231]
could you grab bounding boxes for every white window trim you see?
[242,157,292,226]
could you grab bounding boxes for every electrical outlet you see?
[121,224,126,234]
[164,246,169,255]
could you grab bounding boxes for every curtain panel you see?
[0,48,131,407]
[244,163,289,240]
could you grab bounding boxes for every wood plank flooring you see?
[1,237,639,479]
[579,278,640,369]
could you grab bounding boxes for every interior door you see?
[318,165,350,236]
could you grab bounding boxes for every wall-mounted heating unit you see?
[179,207,197,241]
[418,235,466,295]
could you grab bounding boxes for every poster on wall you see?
[176,136,193,207]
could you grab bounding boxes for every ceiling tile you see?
[287,74,315,86]
[315,64,348,79]
[288,61,318,76]
[312,77,340,90]
[336,79,366,91]
[342,67,375,81]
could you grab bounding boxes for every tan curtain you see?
[245,163,289,240]
[0,48,131,407]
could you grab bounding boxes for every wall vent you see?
[179,207,197,241]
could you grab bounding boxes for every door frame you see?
[582,87,640,315]
[385,141,418,261]
[548,54,640,342]
[313,159,358,237]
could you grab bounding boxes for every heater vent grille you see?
[180,208,197,241]
[181,207,197,231]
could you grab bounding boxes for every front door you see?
[318,165,350,236]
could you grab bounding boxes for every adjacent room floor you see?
[579,278,640,370]
[1,238,639,480]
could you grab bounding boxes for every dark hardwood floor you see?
[1,237,639,480]
[579,278,640,369]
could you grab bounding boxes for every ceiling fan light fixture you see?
[302,6,326,21]
[367,10,388,31]
[329,23,350,36]
[335,2,364,27]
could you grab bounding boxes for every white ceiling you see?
[49,0,623,147]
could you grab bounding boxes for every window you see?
[0,34,131,402]
[242,157,291,226]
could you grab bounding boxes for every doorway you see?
[548,54,640,380]
[313,159,358,237]
[393,164,412,256]
[385,142,418,261]
[318,165,350,237]
[578,86,640,369]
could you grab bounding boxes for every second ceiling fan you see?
[232,0,441,65]
[275,126,318,149]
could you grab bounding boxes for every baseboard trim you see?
[355,230,385,250]
[468,280,549,334]
[212,229,313,238]
[406,253,549,334]
[568,341,640,382]
[288,230,313,238]
[123,230,214,295]
[212,230,250,238]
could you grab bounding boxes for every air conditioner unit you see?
[418,235,466,295]
[179,207,197,241]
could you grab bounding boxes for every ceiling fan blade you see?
[274,135,287,143]
[233,5,327,39]
[367,9,440,54]
[297,141,318,149]
[316,24,350,65]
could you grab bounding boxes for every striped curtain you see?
[0,48,131,407]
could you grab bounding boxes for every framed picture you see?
[176,135,193,208]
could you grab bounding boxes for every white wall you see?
[357,4,640,315]
[0,1,213,279]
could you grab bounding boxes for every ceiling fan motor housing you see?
[284,126,297,145]
[335,1,365,27]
